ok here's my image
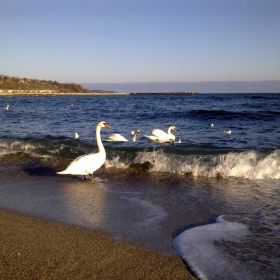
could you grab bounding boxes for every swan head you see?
[131,129,140,136]
[98,121,111,129]
[169,126,177,132]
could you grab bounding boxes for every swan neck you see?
[132,132,137,142]
[168,127,173,136]
[96,125,105,153]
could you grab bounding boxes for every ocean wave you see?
[106,148,280,179]
[185,109,280,121]
[1,136,280,179]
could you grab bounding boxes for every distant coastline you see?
[0,90,198,96]
[0,75,197,95]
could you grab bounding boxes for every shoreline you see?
[0,209,196,279]
[0,91,198,96]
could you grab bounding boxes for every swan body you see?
[145,126,177,142]
[108,133,129,142]
[57,121,110,176]
[131,129,140,142]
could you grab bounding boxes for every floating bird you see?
[131,129,140,142]
[57,121,111,180]
[145,126,177,142]
[209,123,214,127]
[5,105,9,110]
[223,130,232,134]
[107,133,129,142]
[106,129,140,142]
[75,132,79,139]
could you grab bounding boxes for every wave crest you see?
[108,148,280,179]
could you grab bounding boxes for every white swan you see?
[57,121,110,179]
[131,129,140,142]
[108,133,129,142]
[106,129,140,142]
[145,126,177,142]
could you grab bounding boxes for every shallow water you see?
[0,93,280,279]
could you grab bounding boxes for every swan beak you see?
[173,128,177,132]
[104,123,111,129]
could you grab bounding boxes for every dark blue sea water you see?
[0,93,280,279]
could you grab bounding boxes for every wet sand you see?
[0,209,196,279]
[0,160,217,279]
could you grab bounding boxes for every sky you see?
[1,0,280,93]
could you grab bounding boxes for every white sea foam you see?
[173,215,251,280]
[105,156,130,169]
[132,149,280,179]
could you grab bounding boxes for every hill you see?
[0,75,91,93]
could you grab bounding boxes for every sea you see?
[0,93,280,280]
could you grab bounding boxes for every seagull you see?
[75,132,79,139]
[223,130,232,134]
[209,123,214,127]
[5,105,9,110]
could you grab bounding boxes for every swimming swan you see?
[57,121,111,179]
[131,129,140,142]
[106,129,140,142]
[108,133,129,142]
[145,126,177,142]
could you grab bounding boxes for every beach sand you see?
[0,209,196,280]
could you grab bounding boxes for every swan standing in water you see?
[57,121,111,180]
[145,126,177,142]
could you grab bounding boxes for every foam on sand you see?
[173,215,252,280]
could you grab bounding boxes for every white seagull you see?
[223,130,232,134]
[57,121,111,180]
[75,132,79,139]
[5,105,9,110]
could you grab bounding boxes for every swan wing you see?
[57,152,105,175]
[145,135,159,141]
[151,129,170,140]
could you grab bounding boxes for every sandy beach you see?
[0,159,199,279]
[0,209,195,280]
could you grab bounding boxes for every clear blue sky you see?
[1,0,280,92]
